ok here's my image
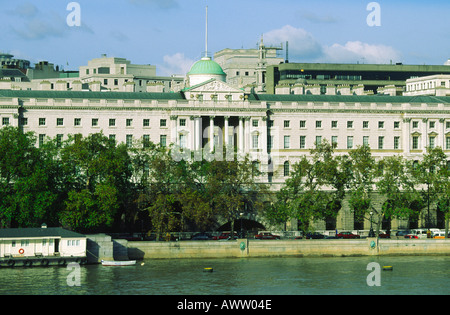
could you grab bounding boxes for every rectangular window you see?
[315,120,322,128]
[39,134,46,147]
[300,136,306,149]
[126,119,133,127]
[2,117,9,126]
[331,136,338,146]
[315,136,322,146]
[284,136,290,149]
[429,136,435,149]
[363,121,369,129]
[143,119,150,127]
[126,135,133,148]
[446,137,450,150]
[446,121,450,129]
[363,136,369,147]
[57,118,64,126]
[331,121,338,128]
[378,136,384,149]
[394,121,400,129]
[74,118,81,126]
[160,119,167,127]
[160,135,167,147]
[91,118,99,127]
[39,118,46,126]
[143,135,150,148]
[299,120,306,128]
[347,136,353,149]
[20,117,28,126]
[394,136,400,149]
[284,120,290,128]
[56,134,63,148]
[252,134,259,149]
[412,136,419,149]
[109,134,116,142]
[179,134,187,149]
[378,121,384,129]
[412,121,419,129]
[429,121,436,129]
[347,121,353,128]
[179,119,186,127]
[109,119,116,127]
[252,120,259,127]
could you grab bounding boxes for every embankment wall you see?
[127,238,450,260]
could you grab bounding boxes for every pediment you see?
[183,79,245,102]
[187,79,243,93]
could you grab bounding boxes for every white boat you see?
[101,260,136,266]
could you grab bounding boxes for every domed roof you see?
[187,57,226,76]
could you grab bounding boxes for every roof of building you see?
[248,93,450,104]
[0,88,449,105]
[187,57,226,76]
[0,227,85,239]
[0,89,185,100]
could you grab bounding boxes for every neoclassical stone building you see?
[1,52,450,233]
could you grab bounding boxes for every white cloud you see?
[158,53,195,76]
[263,25,402,64]
[323,41,402,64]
[264,25,323,60]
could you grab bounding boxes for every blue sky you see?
[1,0,449,76]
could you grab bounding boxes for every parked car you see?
[404,234,418,239]
[433,231,446,239]
[336,231,360,239]
[378,231,390,238]
[305,232,325,239]
[254,232,281,240]
[212,232,239,240]
[191,232,212,240]
[396,230,411,237]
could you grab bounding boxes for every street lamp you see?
[240,212,244,238]
[368,211,375,237]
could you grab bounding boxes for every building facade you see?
[1,51,450,233]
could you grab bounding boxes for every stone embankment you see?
[126,238,450,260]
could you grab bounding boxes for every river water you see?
[0,256,448,295]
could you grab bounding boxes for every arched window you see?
[283,161,290,177]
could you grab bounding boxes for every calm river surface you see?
[0,256,448,295]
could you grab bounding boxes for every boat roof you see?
[0,227,85,239]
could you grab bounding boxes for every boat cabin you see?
[0,225,86,259]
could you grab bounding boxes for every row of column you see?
[403,117,447,152]
[170,115,268,155]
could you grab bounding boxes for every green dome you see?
[187,57,226,76]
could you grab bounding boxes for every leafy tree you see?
[0,126,58,227]
[411,147,450,234]
[59,133,132,232]
[346,145,377,231]
[376,155,423,235]
[272,140,348,232]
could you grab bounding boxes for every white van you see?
[433,231,446,239]
[409,229,428,239]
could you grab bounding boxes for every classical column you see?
[244,117,251,154]
[440,118,446,149]
[239,117,244,153]
[422,118,428,150]
[402,118,411,153]
[170,115,178,146]
[224,116,230,147]
[209,116,215,152]
[261,117,268,156]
